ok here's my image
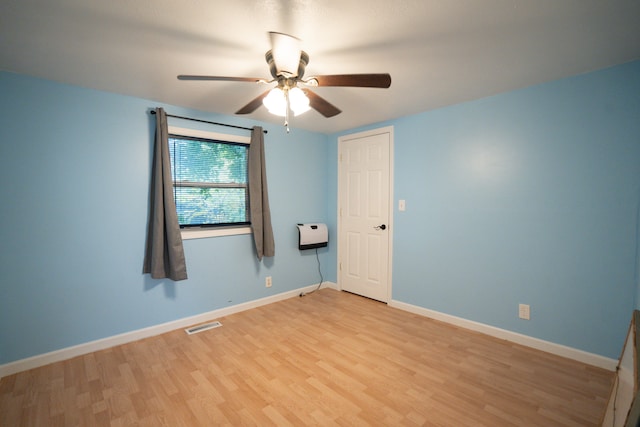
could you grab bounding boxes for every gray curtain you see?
[249,126,275,260]
[143,108,188,281]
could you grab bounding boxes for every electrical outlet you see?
[265,276,272,288]
[519,304,530,320]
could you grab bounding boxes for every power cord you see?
[299,248,324,297]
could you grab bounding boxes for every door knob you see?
[374,224,387,230]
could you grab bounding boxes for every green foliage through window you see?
[169,135,249,227]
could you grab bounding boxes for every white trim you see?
[181,226,251,240]
[388,299,617,371]
[337,126,394,303]
[167,125,251,239]
[0,282,338,379]
[167,126,250,144]
[387,128,394,304]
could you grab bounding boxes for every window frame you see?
[167,125,252,240]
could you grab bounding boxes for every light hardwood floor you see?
[0,289,613,426]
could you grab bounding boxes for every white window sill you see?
[181,226,252,240]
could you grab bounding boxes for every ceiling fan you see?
[178,32,391,131]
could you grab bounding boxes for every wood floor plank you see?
[0,289,613,426]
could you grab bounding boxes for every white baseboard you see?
[2,283,612,381]
[388,299,618,371]
[0,281,337,380]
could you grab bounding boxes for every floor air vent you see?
[185,321,222,335]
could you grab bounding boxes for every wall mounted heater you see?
[297,223,328,250]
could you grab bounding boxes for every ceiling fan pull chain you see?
[284,88,291,133]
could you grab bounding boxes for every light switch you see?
[399,200,406,211]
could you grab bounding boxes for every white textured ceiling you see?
[1,0,639,134]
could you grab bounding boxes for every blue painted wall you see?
[2,59,639,365]
[0,72,331,364]
[332,60,640,359]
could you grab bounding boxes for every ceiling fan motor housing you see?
[265,50,309,80]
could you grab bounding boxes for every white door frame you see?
[337,126,394,302]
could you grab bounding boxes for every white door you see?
[338,127,393,303]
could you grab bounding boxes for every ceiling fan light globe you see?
[289,87,311,116]
[263,87,287,116]
[293,105,311,116]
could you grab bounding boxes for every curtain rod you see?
[150,110,267,134]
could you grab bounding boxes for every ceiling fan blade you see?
[268,32,302,77]
[311,73,391,88]
[235,90,271,115]
[178,75,264,82]
[303,89,342,118]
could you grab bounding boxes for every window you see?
[168,126,251,239]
